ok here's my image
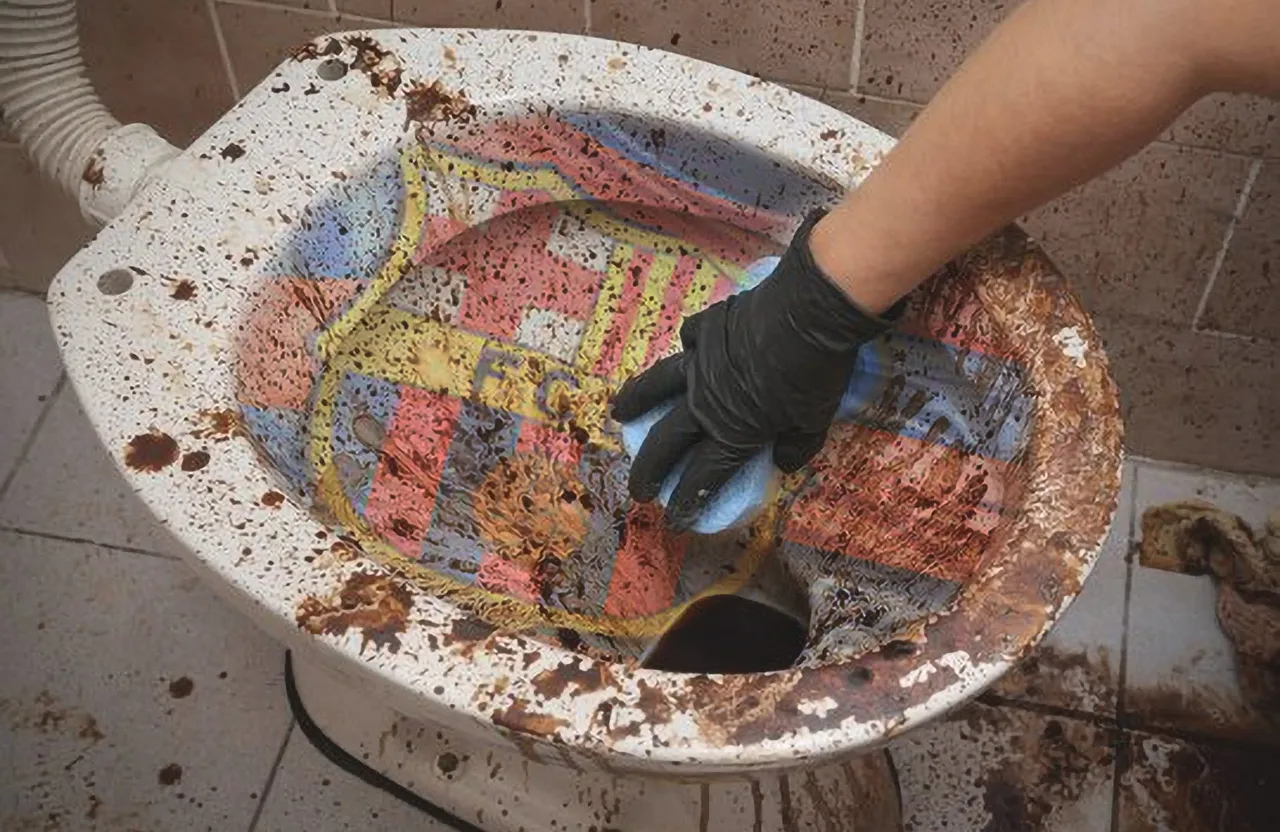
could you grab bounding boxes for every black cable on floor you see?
[283,650,487,832]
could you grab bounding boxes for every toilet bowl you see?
[48,28,1122,830]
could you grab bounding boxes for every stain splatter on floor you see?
[1117,731,1280,832]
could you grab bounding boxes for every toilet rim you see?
[46,28,1123,771]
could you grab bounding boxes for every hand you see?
[611,211,901,531]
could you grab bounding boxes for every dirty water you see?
[234,109,1037,670]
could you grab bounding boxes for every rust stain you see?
[261,490,285,508]
[81,154,104,188]
[157,763,183,786]
[530,658,617,699]
[491,698,568,738]
[296,570,415,654]
[124,430,179,472]
[292,36,342,61]
[404,79,476,128]
[180,450,210,472]
[992,643,1114,711]
[219,143,245,161]
[345,34,402,95]
[192,407,244,442]
[819,128,840,140]
[170,279,197,300]
[168,677,194,699]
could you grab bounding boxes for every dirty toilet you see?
[48,28,1123,831]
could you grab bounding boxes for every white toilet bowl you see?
[48,28,1122,830]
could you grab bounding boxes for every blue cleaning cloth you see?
[620,256,782,535]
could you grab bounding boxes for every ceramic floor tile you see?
[0,384,183,555]
[0,530,290,831]
[0,293,62,484]
[1115,730,1278,832]
[253,728,450,832]
[1124,461,1280,744]
[890,701,1116,832]
[1133,461,1280,532]
[992,461,1135,716]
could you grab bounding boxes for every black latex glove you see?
[611,210,901,531]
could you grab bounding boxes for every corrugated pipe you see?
[0,0,179,223]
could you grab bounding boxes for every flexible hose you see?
[0,0,120,197]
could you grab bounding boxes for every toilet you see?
[48,28,1123,831]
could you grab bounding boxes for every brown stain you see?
[82,154,104,187]
[404,79,475,128]
[491,698,568,738]
[607,56,627,71]
[157,763,183,786]
[170,279,197,300]
[77,715,104,743]
[124,431,179,472]
[1121,733,1280,832]
[192,407,244,441]
[219,143,245,161]
[345,34,402,95]
[85,794,101,820]
[261,490,285,508]
[1124,680,1279,746]
[296,570,415,654]
[530,658,617,699]
[180,450,210,472]
[961,706,1113,832]
[292,36,342,61]
[992,643,1114,710]
[168,677,194,699]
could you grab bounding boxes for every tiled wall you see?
[2,0,1277,475]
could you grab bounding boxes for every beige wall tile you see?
[1094,313,1279,477]
[1164,93,1280,157]
[339,0,393,19]
[394,0,584,32]
[1201,162,1280,340]
[1022,144,1249,327]
[593,0,857,88]
[216,3,344,95]
[79,0,235,147]
[860,0,1010,102]
[0,147,95,295]
[823,92,920,138]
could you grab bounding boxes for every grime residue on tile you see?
[890,702,1116,831]
[1117,731,1280,832]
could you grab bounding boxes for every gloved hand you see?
[611,210,902,531]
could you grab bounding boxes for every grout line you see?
[583,0,592,35]
[216,0,340,19]
[1126,453,1280,487]
[1190,158,1262,329]
[976,692,1117,730]
[1190,325,1272,344]
[848,0,866,91]
[1150,137,1263,163]
[0,373,66,504]
[0,526,182,561]
[1109,464,1139,831]
[247,718,296,832]
[206,0,243,101]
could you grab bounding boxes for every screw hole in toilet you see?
[316,59,348,81]
[96,269,134,295]
[435,752,459,776]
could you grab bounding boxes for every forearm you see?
[811,0,1280,314]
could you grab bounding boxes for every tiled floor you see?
[2,287,1278,831]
